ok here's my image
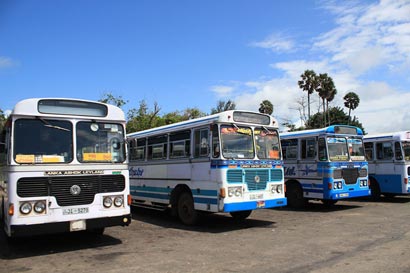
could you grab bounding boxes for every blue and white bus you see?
[0,98,131,238]
[364,131,410,198]
[280,125,370,208]
[127,110,286,225]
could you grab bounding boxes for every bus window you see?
[281,139,297,160]
[14,119,73,164]
[403,142,410,161]
[76,121,125,163]
[170,130,190,158]
[318,138,327,161]
[194,128,209,158]
[255,128,280,159]
[395,142,403,160]
[220,125,253,159]
[364,142,373,160]
[212,125,220,158]
[327,137,348,161]
[301,138,315,159]
[376,142,393,160]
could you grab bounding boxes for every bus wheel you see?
[177,192,199,225]
[230,210,252,221]
[286,183,305,209]
[322,199,338,207]
[370,179,381,200]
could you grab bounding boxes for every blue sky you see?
[1,0,409,133]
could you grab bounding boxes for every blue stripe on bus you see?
[131,186,218,198]
[223,197,287,212]
[193,196,218,205]
[134,191,169,200]
[328,189,371,199]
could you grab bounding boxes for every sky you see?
[0,0,409,134]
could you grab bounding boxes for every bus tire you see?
[177,192,199,225]
[286,182,305,209]
[230,210,252,221]
[370,178,381,200]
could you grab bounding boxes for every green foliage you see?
[305,106,365,133]
[259,100,274,115]
[99,93,128,108]
[211,100,236,114]
[0,109,5,134]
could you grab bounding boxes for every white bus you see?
[127,110,286,225]
[0,98,131,238]
[364,131,410,198]
[281,125,370,208]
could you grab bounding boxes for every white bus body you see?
[0,98,131,238]
[281,125,370,208]
[127,110,286,224]
[364,131,410,197]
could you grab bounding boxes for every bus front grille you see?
[245,170,268,191]
[342,168,359,185]
[17,175,126,206]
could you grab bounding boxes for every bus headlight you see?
[103,196,113,208]
[114,196,124,207]
[228,186,242,197]
[34,201,46,214]
[20,202,32,215]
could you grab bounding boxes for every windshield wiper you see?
[37,117,71,132]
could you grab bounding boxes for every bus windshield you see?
[220,125,254,159]
[327,137,348,161]
[402,142,410,161]
[255,127,280,159]
[14,119,73,164]
[348,137,365,161]
[76,121,126,163]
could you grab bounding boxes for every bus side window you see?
[318,138,327,161]
[302,138,316,159]
[170,130,190,158]
[148,135,167,160]
[211,125,220,158]
[194,128,209,158]
[376,142,393,160]
[364,142,373,160]
[395,141,403,160]
[281,139,297,160]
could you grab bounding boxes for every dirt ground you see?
[2,197,410,273]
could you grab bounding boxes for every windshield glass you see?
[220,125,254,159]
[402,142,410,161]
[76,121,125,163]
[327,137,348,161]
[14,119,73,164]
[348,137,365,161]
[255,127,280,159]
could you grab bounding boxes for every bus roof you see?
[364,131,410,141]
[10,98,125,120]
[127,110,278,138]
[281,125,363,139]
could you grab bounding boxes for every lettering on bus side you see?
[284,166,296,176]
[129,167,144,177]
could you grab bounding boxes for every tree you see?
[343,92,360,125]
[298,70,318,121]
[126,100,161,133]
[0,109,6,134]
[258,100,274,115]
[316,73,337,127]
[306,106,365,133]
[211,100,236,114]
[99,92,128,108]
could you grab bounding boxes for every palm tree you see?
[258,100,274,115]
[298,70,318,121]
[343,92,360,124]
[211,100,236,114]
[316,73,336,127]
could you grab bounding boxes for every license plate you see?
[63,207,89,215]
[250,193,264,200]
[339,193,349,197]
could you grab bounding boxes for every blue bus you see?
[364,131,410,198]
[281,125,370,208]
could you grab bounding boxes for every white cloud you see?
[210,85,235,97]
[250,32,295,52]
[0,56,17,69]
